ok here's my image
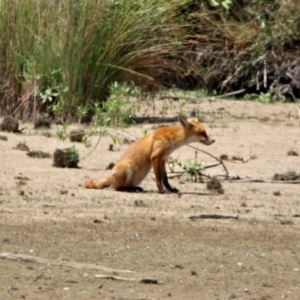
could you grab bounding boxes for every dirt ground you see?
[0,99,300,300]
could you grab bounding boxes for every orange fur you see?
[85,112,215,193]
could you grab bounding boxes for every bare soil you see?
[1,99,300,300]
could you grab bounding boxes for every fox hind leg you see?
[116,186,144,193]
[110,165,143,192]
[85,177,110,189]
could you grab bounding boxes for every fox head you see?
[179,111,215,145]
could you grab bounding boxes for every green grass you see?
[0,0,192,118]
[0,0,300,120]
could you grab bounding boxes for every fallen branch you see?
[0,252,135,274]
[132,116,177,124]
[106,128,137,142]
[227,178,265,183]
[82,128,136,161]
[187,144,229,178]
[271,180,300,184]
[159,96,206,102]
[159,89,245,101]
[214,89,246,99]
[189,214,239,220]
[95,274,161,284]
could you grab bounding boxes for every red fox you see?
[85,111,215,193]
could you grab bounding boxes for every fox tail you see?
[84,177,111,189]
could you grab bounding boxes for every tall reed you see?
[0,0,191,118]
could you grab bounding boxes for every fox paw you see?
[159,187,179,194]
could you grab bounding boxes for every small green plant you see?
[64,146,79,164]
[168,156,206,182]
[53,146,79,168]
[178,98,186,114]
[142,128,148,136]
[197,113,205,123]
[56,120,69,141]
[209,0,233,10]
[182,158,206,182]
[76,105,89,123]
[36,69,69,111]
[257,92,273,103]
[168,156,181,173]
[100,82,138,127]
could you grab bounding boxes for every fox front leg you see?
[152,156,178,193]
[161,158,178,193]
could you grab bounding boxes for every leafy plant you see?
[0,0,194,119]
[168,156,206,182]
[100,82,138,127]
[64,146,79,164]
[209,0,233,10]
[181,159,206,182]
[258,92,273,103]
[56,120,69,141]
[76,105,89,123]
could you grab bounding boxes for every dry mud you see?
[0,99,300,300]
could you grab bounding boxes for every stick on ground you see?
[0,252,135,273]
[189,214,239,220]
[187,144,229,177]
[95,274,161,284]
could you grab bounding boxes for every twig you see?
[214,89,246,99]
[82,127,136,161]
[159,89,245,102]
[106,128,137,142]
[0,252,135,273]
[228,178,265,183]
[187,144,229,177]
[82,133,103,161]
[189,214,239,220]
[271,180,300,184]
[205,162,222,169]
[133,116,178,124]
[159,96,206,102]
[95,274,161,284]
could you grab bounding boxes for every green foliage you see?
[56,121,69,142]
[257,92,273,103]
[0,0,192,118]
[208,0,233,10]
[168,156,206,182]
[64,146,80,165]
[99,82,138,127]
[0,0,300,115]
[182,159,206,182]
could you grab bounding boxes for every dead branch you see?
[81,133,103,161]
[159,89,245,102]
[132,116,177,124]
[214,89,246,99]
[205,163,222,169]
[271,180,300,184]
[159,96,206,102]
[106,128,137,142]
[228,178,265,183]
[95,274,161,284]
[187,144,229,177]
[189,214,239,220]
[82,128,136,161]
[0,252,135,274]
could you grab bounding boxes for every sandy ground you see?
[0,99,300,300]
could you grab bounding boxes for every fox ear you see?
[179,115,193,128]
[190,111,196,118]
